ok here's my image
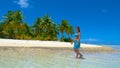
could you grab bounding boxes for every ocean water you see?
[99,44,120,50]
[0,46,120,68]
[109,45,120,50]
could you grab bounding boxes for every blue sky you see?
[0,0,120,44]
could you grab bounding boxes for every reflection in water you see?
[0,47,120,68]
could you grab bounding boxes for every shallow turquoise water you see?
[0,47,120,68]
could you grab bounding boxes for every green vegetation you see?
[0,10,74,42]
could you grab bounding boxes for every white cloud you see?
[14,0,29,8]
[86,38,98,41]
[81,38,98,42]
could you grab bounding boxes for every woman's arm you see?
[78,32,80,41]
[71,39,75,45]
[76,32,80,46]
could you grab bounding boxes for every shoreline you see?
[0,39,118,52]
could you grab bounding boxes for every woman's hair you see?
[76,26,80,33]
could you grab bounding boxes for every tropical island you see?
[0,10,116,52]
[0,0,120,68]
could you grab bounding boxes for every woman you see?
[71,26,83,58]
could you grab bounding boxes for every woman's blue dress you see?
[74,33,80,49]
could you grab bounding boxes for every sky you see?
[0,0,120,44]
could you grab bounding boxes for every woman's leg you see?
[79,52,83,58]
[74,49,78,58]
[76,50,83,58]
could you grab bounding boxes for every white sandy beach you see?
[0,39,102,48]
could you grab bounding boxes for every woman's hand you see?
[76,43,78,46]
[76,41,80,46]
[71,39,75,45]
[71,42,73,45]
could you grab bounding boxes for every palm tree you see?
[2,10,24,39]
[59,20,69,41]
[33,17,43,36]
[42,15,52,32]
[0,22,4,38]
[23,23,32,36]
[66,25,74,38]
[40,15,54,40]
[49,22,59,40]
[33,15,60,40]
[65,25,74,42]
